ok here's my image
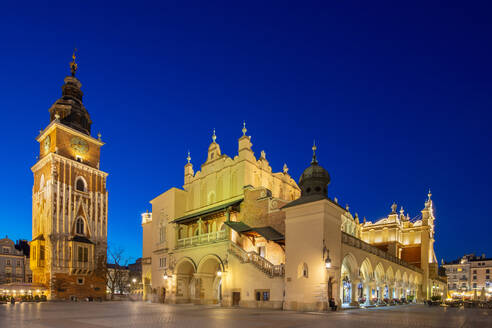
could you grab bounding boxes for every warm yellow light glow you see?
[163,274,168,280]
[217,271,222,277]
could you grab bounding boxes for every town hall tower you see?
[30,54,108,300]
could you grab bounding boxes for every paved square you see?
[1,302,491,328]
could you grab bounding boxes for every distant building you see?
[128,258,143,296]
[444,254,492,296]
[0,237,31,283]
[107,258,143,297]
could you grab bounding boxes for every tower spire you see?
[70,49,78,77]
[242,121,247,136]
[424,188,433,209]
[186,151,191,164]
[311,140,318,164]
[212,128,217,143]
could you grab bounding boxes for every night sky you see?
[1,1,491,263]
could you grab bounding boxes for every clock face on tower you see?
[43,135,51,153]
[71,137,89,154]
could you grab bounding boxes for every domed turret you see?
[48,51,92,135]
[298,142,330,198]
[282,142,332,209]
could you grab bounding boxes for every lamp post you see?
[323,241,331,269]
[323,240,339,310]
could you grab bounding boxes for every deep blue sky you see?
[1,1,491,263]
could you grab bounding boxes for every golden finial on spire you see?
[212,128,217,143]
[70,48,78,77]
[242,121,247,136]
[311,140,318,164]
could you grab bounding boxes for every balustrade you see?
[341,232,422,273]
[176,230,227,249]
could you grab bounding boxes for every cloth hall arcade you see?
[142,126,446,310]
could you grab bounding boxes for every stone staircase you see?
[228,242,284,278]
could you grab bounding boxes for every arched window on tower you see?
[75,177,87,192]
[76,218,85,235]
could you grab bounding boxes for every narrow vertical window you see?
[76,218,85,235]
[40,246,45,260]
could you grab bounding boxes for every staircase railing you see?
[228,242,284,278]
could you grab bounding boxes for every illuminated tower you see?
[30,53,108,300]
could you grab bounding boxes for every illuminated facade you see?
[358,194,446,301]
[444,254,492,297]
[30,56,108,300]
[0,238,31,284]
[142,126,446,310]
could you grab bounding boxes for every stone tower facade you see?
[30,58,108,300]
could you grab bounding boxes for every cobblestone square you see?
[1,302,491,328]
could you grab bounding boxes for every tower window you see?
[75,177,87,192]
[40,246,45,260]
[78,246,88,262]
[76,218,85,235]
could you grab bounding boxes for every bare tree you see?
[105,246,130,300]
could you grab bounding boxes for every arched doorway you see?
[197,256,223,304]
[342,275,351,304]
[340,253,358,307]
[143,274,152,301]
[175,259,196,303]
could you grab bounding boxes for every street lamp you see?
[217,271,222,277]
[132,278,137,283]
[163,274,168,280]
[325,256,331,269]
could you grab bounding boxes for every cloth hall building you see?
[142,127,446,310]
